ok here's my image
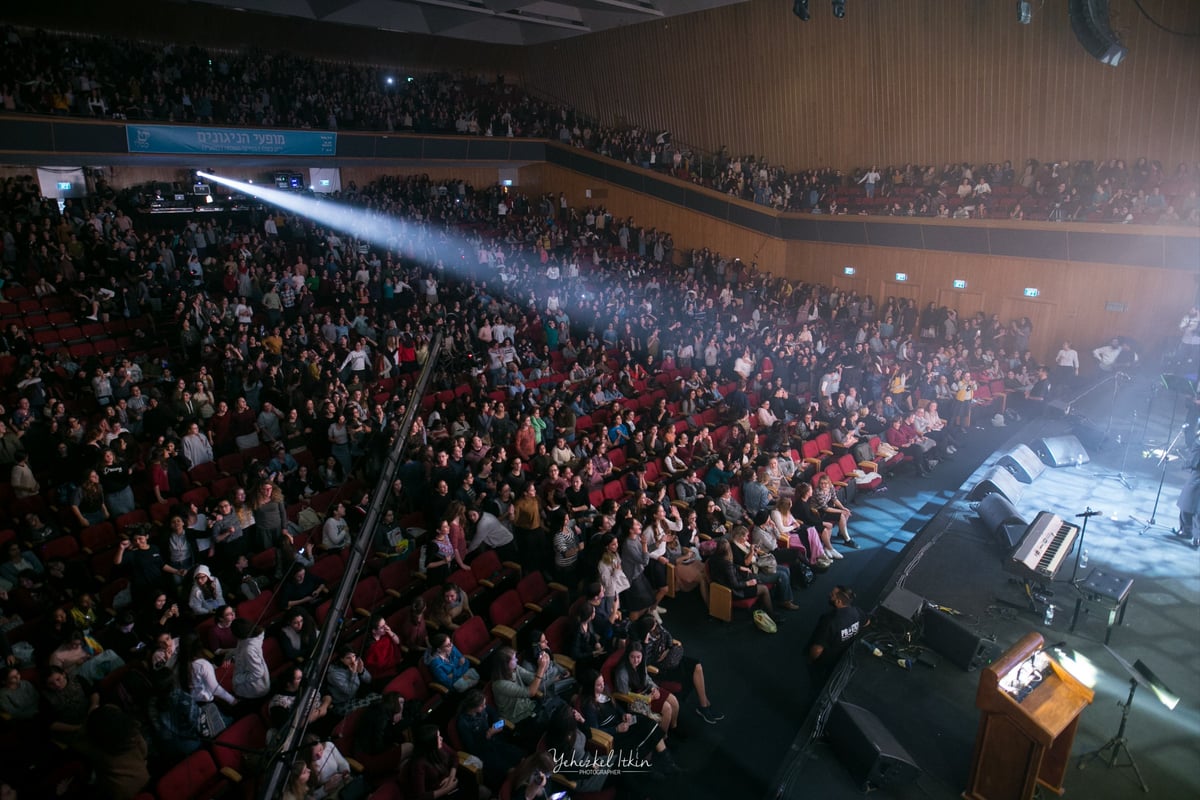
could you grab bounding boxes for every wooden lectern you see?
[963,632,1094,800]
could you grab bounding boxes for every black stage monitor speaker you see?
[825,701,921,790]
[976,493,1027,551]
[1069,0,1127,65]
[1035,434,1090,467]
[966,466,1024,504]
[921,609,993,671]
[997,444,1046,484]
[1070,415,1111,452]
[877,586,926,630]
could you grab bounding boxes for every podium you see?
[963,633,1094,800]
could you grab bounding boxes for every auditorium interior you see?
[0,1,1197,799]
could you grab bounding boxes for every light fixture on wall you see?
[793,0,810,21]
[1017,1,1032,24]
[843,266,856,275]
[832,0,846,19]
[895,272,908,282]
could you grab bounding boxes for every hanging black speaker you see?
[1069,0,1127,66]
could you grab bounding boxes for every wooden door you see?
[939,289,985,319]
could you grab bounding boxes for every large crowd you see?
[0,152,1082,799]
[1,25,1197,226]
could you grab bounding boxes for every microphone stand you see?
[1135,421,1187,535]
[1070,508,1102,585]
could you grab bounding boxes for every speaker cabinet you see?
[877,586,926,630]
[976,493,1027,551]
[997,444,1046,484]
[1035,435,1090,467]
[1070,416,1111,452]
[966,466,1025,504]
[825,701,921,790]
[921,609,992,671]
[1069,0,1127,65]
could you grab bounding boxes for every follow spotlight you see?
[195,170,424,257]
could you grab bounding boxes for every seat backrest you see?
[489,590,523,628]
[214,713,267,773]
[452,615,490,654]
[801,440,820,460]
[470,550,501,581]
[156,749,218,800]
[516,572,547,605]
[353,577,384,610]
[837,454,858,475]
[383,667,428,702]
[543,615,569,653]
[448,567,478,594]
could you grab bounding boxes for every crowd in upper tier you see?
[1,24,1197,225]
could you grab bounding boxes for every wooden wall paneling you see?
[524,0,1200,171]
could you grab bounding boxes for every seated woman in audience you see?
[351,613,398,684]
[814,473,858,553]
[612,641,680,741]
[564,596,609,673]
[455,687,525,790]
[408,724,483,800]
[400,596,431,651]
[540,704,610,792]
[490,646,560,743]
[519,628,576,698]
[729,525,799,611]
[708,537,773,614]
[578,668,676,774]
[323,644,373,716]
[429,583,473,632]
[424,632,480,692]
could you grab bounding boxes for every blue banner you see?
[126,124,336,156]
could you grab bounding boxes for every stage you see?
[629,367,1200,800]
[768,370,1200,799]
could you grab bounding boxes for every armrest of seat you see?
[502,561,524,574]
[551,773,578,790]
[547,582,569,593]
[803,457,821,468]
[346,758,365,774]
[524,601,544,613]
[429,681,450,694]
[553,654,576,674]
[219,767,243,783]
[491,624,518,647]
[456,752,480,778]
[858,460,878,473]
[588,728,614,752]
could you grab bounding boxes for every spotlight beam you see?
[195,171,601,323]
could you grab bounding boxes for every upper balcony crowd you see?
[1,25,1197,227]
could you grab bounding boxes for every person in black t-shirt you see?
[807,585,869,688]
